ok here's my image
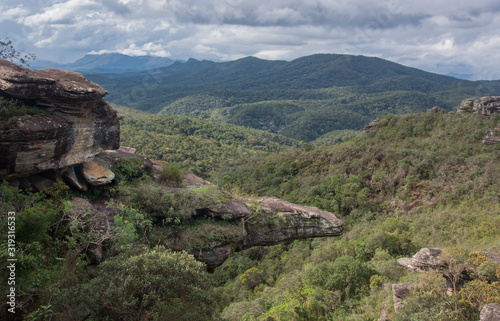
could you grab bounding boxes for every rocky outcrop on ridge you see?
[459,96,500,115]
[195,196,343,270]
[0,59,120,181]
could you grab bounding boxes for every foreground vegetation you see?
[1,109,499,320]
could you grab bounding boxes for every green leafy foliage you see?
[120,114,301,177]
[0,39,36,65]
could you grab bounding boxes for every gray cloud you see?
[1,0,500,79]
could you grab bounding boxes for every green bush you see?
[304,256,377,300]
[114,157,151,183]
[56,246,216,321]
[159,163,185,187]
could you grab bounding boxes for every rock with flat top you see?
[81,161,115,186]
[0,59,119,180]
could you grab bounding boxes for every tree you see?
[0,39,35,65]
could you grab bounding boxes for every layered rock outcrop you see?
[0,59,120,180]
[459,96,500,115]
[195,196,343,269]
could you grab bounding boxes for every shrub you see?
[56,246,216,321]
[159,163,185,187]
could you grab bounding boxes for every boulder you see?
[459,96,500,115]
[481,303,500,321]
[62,166,88,192]
[81,161,115,186]
[0,59,119,180]
[205,199,252,219]
[392,283,417,312]
[397,248,444,272]
[483,127,500,145]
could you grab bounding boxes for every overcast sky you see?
[1,0,500,79]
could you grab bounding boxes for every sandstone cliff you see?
[0,59,120,182]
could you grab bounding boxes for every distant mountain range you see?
[77,53,500,142]
[31,53,181,73]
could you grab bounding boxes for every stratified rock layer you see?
[195,196,343,269]
[0,59,119,179]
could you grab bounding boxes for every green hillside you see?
[120,114,302,178]
[86,54,500,141]
[211,111,500,320]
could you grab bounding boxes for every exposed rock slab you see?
[81,161,115,186]
[481,303,500,321]
[0,59,119,180]
[397,248,444,272]
[205,199,252,219]
[392,283,417,312]
[243,197,343,247]
[195,196,343,270]
[460,96,500,115]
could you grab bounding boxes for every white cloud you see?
[2,0,500,78]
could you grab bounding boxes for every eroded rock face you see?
[0,60,119,180]
[481,303,500,321]
[397,248,444,272]
[392,283,417,312]
[194,196,343,270]
[460,96,500,115]
[243,197,343,246]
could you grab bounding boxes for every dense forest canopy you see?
[86,54,500,141]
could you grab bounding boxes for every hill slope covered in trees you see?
[86,54,500,141]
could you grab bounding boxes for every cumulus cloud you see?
[2,0,500,79]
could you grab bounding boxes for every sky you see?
[1,0,500,80]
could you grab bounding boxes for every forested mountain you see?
[31,53,179,73]
[84,54,500,141]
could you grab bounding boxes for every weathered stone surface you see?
[397,248,444,272]
[62,166,88,192]
[195,196,343,269]
[29,174,56,192]
[243,197,343,247]
[206,199,252,219]
[481,303,500,321]
[81,161,115,186]
[183,172,214,189]
[483,127,500,145]
[427,106,445,113]
[98,148,152,170]
[459,96,500,115]
[0,59,120,180]
[0,60,108,104]
[392,283,417,312]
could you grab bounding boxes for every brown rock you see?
[62,166,88,192]
[28,174,56,192]
[459,96,500,115]
[0,60,120,180]
[481,303,500,321]
[397,248,444,272]
[206,199,252,219]
[195,196,343,270]
[392,283,417,312]
[81,161,115,186]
